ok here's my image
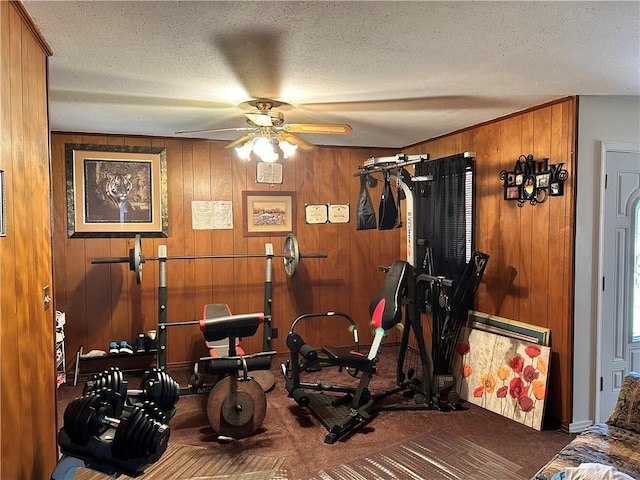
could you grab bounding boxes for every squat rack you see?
[91,234,328,373]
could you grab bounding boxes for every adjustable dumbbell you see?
[85,367,179,413]
[63,392,169,462]
[137,368,180,412]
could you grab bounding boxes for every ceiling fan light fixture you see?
[279,140,298,159]
[235,141,253,161]
[234,135,298,162]
[253,136,279,163]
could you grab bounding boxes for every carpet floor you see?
[74,443,290,479]
[57,348,574,479]
[307,429,526,480]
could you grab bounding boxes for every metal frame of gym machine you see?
[354,152,485,410]
[353,153,447,409]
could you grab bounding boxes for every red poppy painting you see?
[453,326,551,430]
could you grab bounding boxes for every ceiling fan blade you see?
[50,89,234,109]
[284,123,353,135]
[214,29,283,100]
[300,96,519,112]
[277,132,315,151]
[175,126,255,135]
[225,132,257,149]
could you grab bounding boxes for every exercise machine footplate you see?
[306,393,369,444]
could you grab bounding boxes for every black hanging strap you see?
[378,171,397,230]
[356,174,377,230]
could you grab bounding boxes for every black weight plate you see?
[63,398,84,442]
[156,371,167,410]
[123,408,145,458]
[138,415,156,456]
[113,407,142,459]
[131,411,151,457]
[165,375,179,410]
[75,395,99,445]
[155,370,166,410]
[114,368,123,394]
[112,415,131,458]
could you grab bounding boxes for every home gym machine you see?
[283,153,489,443]
[91,233,328,439]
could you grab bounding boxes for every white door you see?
[598,142,640,422]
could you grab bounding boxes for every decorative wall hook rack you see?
[499,154,567,207]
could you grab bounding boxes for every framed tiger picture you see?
[65,143,168,237]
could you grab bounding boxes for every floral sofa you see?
[533,372,640,479]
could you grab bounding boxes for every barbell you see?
[91,233,327,284]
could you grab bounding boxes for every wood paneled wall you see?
[51,133,398,370]
[403,97,577,429]
[0,2,56,478]
[52,97,576,430]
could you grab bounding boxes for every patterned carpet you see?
[306,429,526,480]
[73,443,290,480]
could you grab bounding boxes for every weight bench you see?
[283,260,409,443]
[197,304,273,376]
[194,304,276,439]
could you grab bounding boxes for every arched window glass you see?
[634,200,640,340]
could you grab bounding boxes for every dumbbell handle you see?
[97,414,120,429]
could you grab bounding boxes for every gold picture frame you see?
[242,191,296,237]
[65,143,168,238]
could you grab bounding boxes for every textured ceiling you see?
[22,1,640,149]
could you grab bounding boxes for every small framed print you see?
[537,173,550,188]
[504,186,520,200]
[305,204,328,224]
[256,162,283,184]
[242,191,296,236]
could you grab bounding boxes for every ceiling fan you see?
[175,99,352,159]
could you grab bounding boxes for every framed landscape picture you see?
[242,191,296,237]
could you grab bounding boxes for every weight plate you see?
[128,234,144,284]
[158,371,169,406]
[251,370,276,392]
[220,391,255,426]
[283,234,300,277]
[207,376,266,439]
[135,415,153,457]
[117,408,144,459]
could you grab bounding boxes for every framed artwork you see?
[65,143,168,238]
[242,191,296,236]
[453,326,551,430]
[0,169,5,237]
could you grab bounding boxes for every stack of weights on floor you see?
[57,367,179,477]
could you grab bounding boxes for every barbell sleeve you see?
[91,257,130,264]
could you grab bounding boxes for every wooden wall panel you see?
[403,97,577,429]
[50,133,396,369]
[0,2,55,478]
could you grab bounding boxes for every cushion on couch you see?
[606,371,640,434]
